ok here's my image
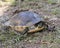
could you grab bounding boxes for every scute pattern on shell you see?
[6,11,44,26]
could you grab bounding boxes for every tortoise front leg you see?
[34,21,48,30]
[28,27,44,33]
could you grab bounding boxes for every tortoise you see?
[4,11,55,34]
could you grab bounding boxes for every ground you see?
[0,0,60,48]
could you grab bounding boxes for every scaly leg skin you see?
[28,27,44,33]
[28,21,47,33]
[35,21,48,31]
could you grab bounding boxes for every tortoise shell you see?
[9,11,44,26]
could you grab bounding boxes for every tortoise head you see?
[35,21,55,31]
[44,21,55,31]
[43,16,55,31]
[47,23,55,31]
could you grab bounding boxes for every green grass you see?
[0,0,16,6]
[51,8,60,15]
[47,0,57,4]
